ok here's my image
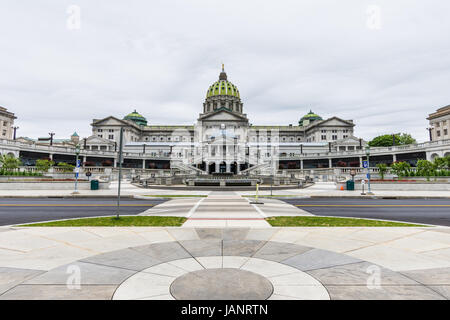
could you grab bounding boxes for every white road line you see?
[245,197,267,218]
[186,197,206,218]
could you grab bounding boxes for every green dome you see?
[299,110,323,126]
[206,66,240,99]
[206,80,240,98]
[124,110,147,126]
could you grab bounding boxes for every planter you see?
[0,181,110,190]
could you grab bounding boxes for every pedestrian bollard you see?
[250,183,263,204]
[361,179,366,195]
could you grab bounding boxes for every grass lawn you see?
[265,216,426,227]
[20,216,187,227]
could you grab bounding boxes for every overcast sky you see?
[1,0,449,142]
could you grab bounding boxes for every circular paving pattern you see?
[170,268,273,300]
[6,231,446,300]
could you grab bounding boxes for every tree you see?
[390,161,411,178]
[368,133,417,147]
[376,163,388,180]
[416,159,434,181]
[433,157,447,170]
[0,154,21,171]
[36,159,54,172]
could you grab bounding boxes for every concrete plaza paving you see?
[0,225,449,299]
[0,188,449,300]
[139,192,311,227]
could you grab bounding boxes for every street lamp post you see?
[73,144,81,194]
[365,146,374,195]
[12,126,19,140]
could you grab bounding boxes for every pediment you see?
[335,135,364,144]
[198,109,248,122]
[85,135,115,145]
[91,116,131,127]
[316,117,355,127]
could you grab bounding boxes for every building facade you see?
[89,67,364,173]
[428,105,450,141]
[0,106,16,140]
[1,68,449,174]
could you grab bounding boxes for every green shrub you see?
[0,154,21,171]
[36,159,54,172]
[57,162,75,172]
[391,161,411,178]
[376,163,388,180]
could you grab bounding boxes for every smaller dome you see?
[299,110,323,126]
[124,110,147,126]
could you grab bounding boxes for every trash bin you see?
[346,180,355,191]
[90,179,99,190]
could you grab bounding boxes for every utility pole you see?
[12,126,19,140]
[49,132,55,146]
[116,127,124,219]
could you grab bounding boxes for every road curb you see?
[0,195,136,199]
[308,195,450,199]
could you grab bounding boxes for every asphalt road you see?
[283,198,450,226]
[0,197,166,226]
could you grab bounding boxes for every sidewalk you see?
[0,225,449,299]
[0,182,448,198]
[140,192,312,227]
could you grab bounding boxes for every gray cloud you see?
[1,0,449,142]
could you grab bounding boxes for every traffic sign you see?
[362,161,369,168]
[366,173,371,179]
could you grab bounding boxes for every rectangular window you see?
[321,135,326,140]
[437,130,441,137]
[108,135,114,139]
[444,129,448,135]
[343,135,348,139]
[332,135,338,140]
[98,129,103,132]
[109,129,114,132]
[98,134,102,138]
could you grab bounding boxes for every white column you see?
[359,156,363,167]
[393,154,397,163]
[215,162,220,173]
[142,159,146,169]
[226,162,231,173]
[236,162,240,174]
[300,159,304,170]
[328,158,332,168]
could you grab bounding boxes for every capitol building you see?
[86,66,365,173]
[1,66,449,184]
